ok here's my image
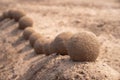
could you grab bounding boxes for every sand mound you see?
[31,55,120,80]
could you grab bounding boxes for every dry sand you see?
[0,0,120,80]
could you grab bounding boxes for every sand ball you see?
[49,41,56,54]
[29,32,42,47]
[0,15,4,21]
[51,32,73,55]
[44,39,52,56]
[19,16,33,29]
[9,9,26,21]
[23,27,35,40]
[34,37,46,54]
[67,31,100,62]
[2,11,10,18]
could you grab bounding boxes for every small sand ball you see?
[29,32,42,47]
[49,41,56,54]
[67,31,100,62]
[52,32,73,55]
[23,27,35,40]
[9,9,26,21]
[44,39,52,56]
[19,16,33,29]
[44,43,51,56]
[0,15,4,21]
[2,11,10,18]
[34,37,46,54]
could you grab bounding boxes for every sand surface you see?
[0,0,120,80]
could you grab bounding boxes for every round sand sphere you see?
[23,27,35,40]
[44,39,52,56]
[2,11,10,18]
[34,37,46,54]
[29,32,42,47]
[52,32,73,55]
[9,9,26,21]
[67,31,100,62]
[0,15,4,21]
[19,16,33,29]
[49,41,56,54]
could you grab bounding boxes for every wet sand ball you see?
[67,31,100,62]
[34,37,46,54]
[29,32,42,47]
[19,16,33,29]
[23,27,35,40]
[9,9,26,21]
[52,32,73,55]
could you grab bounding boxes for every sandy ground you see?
[0,0,120,80]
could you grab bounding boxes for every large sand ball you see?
[51,32,73,55]
[67,31,100,62]
[34,37,46,54]
[19,16,33,29]
[29,32,42,47]
[9,9,26,21]
[23,27,35,40]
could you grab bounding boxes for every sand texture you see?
[0,0,120,80]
